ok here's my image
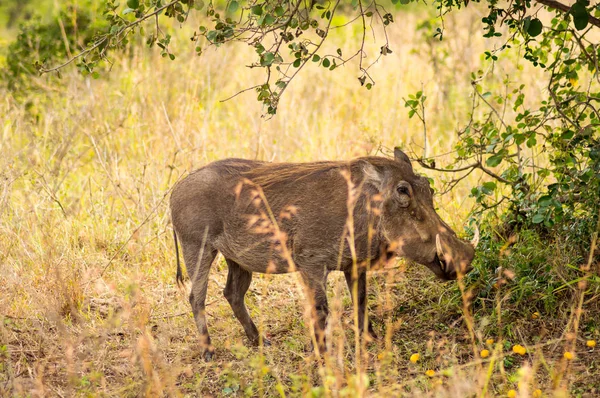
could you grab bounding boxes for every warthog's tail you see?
[173,229,184,287]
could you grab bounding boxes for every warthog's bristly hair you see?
[243,157,415,189]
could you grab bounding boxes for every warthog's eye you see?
[397,185,410,196]
[396,182,411,208]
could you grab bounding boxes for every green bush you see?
[1,1,107,93]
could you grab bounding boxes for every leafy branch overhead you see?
[37,0,397,115]
[31,0,600,116]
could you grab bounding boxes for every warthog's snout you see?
[431,230,477,280]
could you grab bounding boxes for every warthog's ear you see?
[394,147,413,170]
[361,161,383,191]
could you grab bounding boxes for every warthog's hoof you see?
[367,327,378,341]
[250,336,271,347]
[305,341,326,357]
[203,348,215,362]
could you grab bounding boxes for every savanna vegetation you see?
[0,0,599,396]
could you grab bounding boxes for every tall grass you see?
[1,4,598,397]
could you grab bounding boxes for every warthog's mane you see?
[243,156,412,188]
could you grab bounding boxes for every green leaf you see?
[527,18,543,37]
[293,58,301,68]
[532,213,545,224]
[538,195,553,208]
[486,155,503,167]
[251,5,263,15]
[263,14,275,25]
[561,130,574,140]
[255,43,265,54]
[228,1,239,13]
[482,181,497,195]
[127,0,139,9]
[261,52,275,66]
[537,169,549,178]
[123,8,135,15]
[312,54,320,62]
[322,58,330,68]
[514,134,526,145]
[274,6,285,16]
[571,3,589,30]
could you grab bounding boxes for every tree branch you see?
[533,0,600,29]
[418,159,511,184]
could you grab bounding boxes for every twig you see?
[220,84,261,103]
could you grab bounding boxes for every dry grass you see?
[1,4,598,397]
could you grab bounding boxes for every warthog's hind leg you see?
[182,239,218,361]
[344,269,377,340]
[300,270,329,356]
[223,259,271,347]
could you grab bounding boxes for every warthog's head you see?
[364,149,477,280]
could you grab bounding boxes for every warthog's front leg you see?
[344,269,377,340]
[223,259,271,347]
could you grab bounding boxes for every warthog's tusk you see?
[436,234,444,258]
[471,225,480,248]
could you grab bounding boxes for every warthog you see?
[170,149,476,360]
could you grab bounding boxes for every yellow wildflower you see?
[586,340,596,348]
[564,351,574,360]
[480,349,490,358]
[532,312,540,319]
[512,345,527,355]
[425,369,435,377]
[532,389,542,398]
[410,353,420,363]
[507,389,517,398]
[486,338,494,345]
